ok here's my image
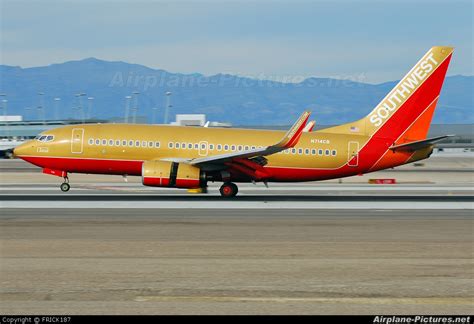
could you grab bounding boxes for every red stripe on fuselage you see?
[20,156,143,176]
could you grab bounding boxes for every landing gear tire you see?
[60,182,70,192]
[219,182,238,198]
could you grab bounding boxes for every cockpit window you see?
[36,135,54,142]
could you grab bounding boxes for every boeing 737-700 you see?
[14,46,454,197]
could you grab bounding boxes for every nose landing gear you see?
[219,182,238,198]
[60,176,70,192]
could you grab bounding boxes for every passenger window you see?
[108,139,113,146]
[135,140,140,147]
[122,140,127,146]
[305,148,309,155]
[129,140,134,146]
[102,139,107,146]
[141,141,147,147]
[89,138,94,145]
[332,150,337,156]
[298,148,303,154]
[194,143,199,149]
[156,142,161,148]
[318,149,323,155]
[311,149,316,155]
[238,145,243,151]
[291,148,296,154]
[175,142,180,149]
[209,144,214,150]
[200,143,206,149]
[224,145,229,151]
[188,143,193,149]
[168,142,173,149]
[96,139,100,145]
[325,149,330,156]
[115,140,120,146]
[181,142,186,149]
[148,141,153,148]
[231,145,236,151]
[251,146,256,150]
[217,144,222,151]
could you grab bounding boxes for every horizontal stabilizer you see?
[389,135,454,151]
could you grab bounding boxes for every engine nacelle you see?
[142,160,204,188]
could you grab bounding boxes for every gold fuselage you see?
[14,123,430,182]
[18,124,360,167]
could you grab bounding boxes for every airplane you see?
[13,46,454,197]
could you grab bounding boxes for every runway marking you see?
[133,296,473,305]
[1,201,472,209]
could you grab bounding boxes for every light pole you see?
[75,93,86,123]
[152,107,159,124]
[164,91,172,124]
[24,107,32,121]
[124,96,132,123]
[87,97,94,120]
[132,91,140,124]
[0,94,6,120]
[37,105,45,125]
[1,98,8,138]
[53,97,61,120]
[37,92,45,123]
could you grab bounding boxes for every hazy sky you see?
[1,0,472,83]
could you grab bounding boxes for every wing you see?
[188,110,311,166]
[389,135,454,151]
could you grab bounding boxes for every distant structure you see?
[171,114,206,126]
[0,115,22,122]
[171,114,232,128]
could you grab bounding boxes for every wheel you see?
[219,182,238,198]
[60,182,70,192]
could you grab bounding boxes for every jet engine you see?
[142,160,204,188]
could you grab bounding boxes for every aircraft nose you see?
[13,141,34,158]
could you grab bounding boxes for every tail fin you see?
[326,46,454,141]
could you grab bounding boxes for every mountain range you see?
[0,58,472,125]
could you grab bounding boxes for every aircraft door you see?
[71,128,84,154]
[347,141,359,167]
[198,141,208,156]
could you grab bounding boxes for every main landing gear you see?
[60,176,70,192]
[219,182,238,198]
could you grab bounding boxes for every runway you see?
[1,157,473,314]
[1,183,473,209]
[1,208,472,315]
